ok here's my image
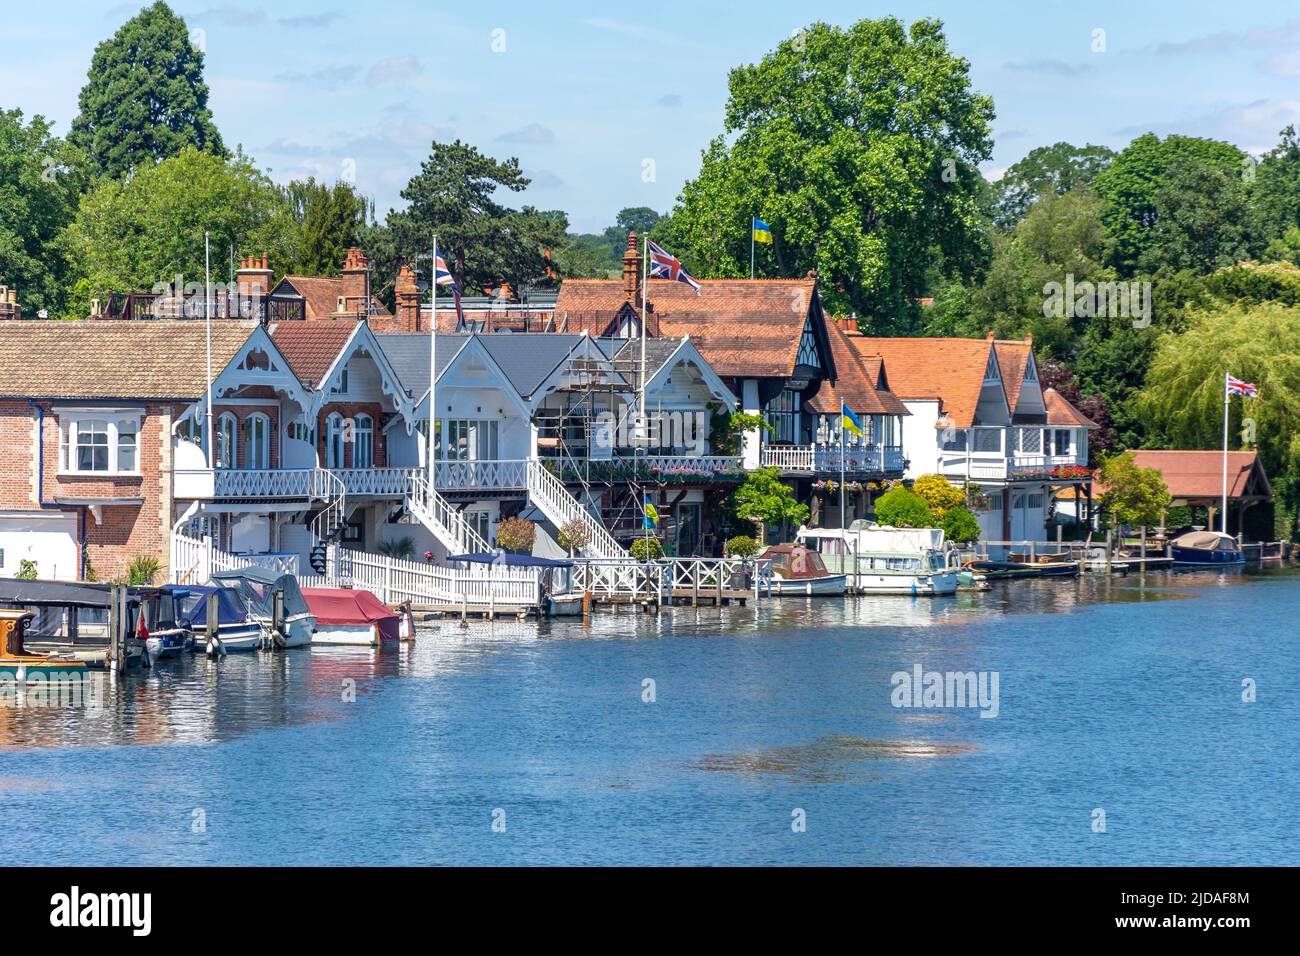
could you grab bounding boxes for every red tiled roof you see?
[270,319,359,387]
[1043,387,1096,427]
[994,340,1032,411]
[554,277,819,378]
[280,275,392,321]
[848,337,997,428]
[805,320,909,417]
[1124,450,1270,500]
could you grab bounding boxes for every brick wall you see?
[315,401,386,467]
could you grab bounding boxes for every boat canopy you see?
[301,588,397,625]
[449,552,572,568]
[0,578,120,608]
[1172,531,1240,552]
[178,586,250,628]
[796,524,946,553]
[211,568,312,618]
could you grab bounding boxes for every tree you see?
[385,139,566,294]
[1097,451,1171,529]
[659,17,995,328]
[1037,360,1115,461]
[912,474,965,517]
[281,179,369,277]
[1141,162,1250,275]
[0,109,85,316]
[58,146,289,316]
[940,505,981,543]
[1093,133,1243,276]
[728,468,809,544]
[873,485,934,528]
[1249,125,1300,243]
[69,2,224,180]
[496,517,536,553]
[995,142,1116,228]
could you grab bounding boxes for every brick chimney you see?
[340,247,369,315]
[0,284,18,320]
[236,253,273,305]
[622,232,641,305]
[395,264,420,332]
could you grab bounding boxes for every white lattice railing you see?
[760,444,904,474]
[405,474,492,555]
[434,459,528,491]
[526,459,626,559]
[566,556,772,601]
[332,467,418,496]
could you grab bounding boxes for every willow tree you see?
[1139,301,1300,531]
[657,17,995,330]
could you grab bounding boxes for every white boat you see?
[210,568,315,648]
[796,523,960,596]
[758,543,849,596]
[302,587,402,646]
[179,585,272,654]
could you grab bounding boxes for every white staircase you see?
[406,474,492,555]
[526,459,627,559]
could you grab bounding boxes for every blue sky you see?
[5,1,1300,232]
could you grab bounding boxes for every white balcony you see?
[177,463,530,501]
[434,459,528,491]
[760,444,904,475]
[939,452,1088,483]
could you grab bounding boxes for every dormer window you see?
[1024,359,1037,382]
[984,351,1001,383]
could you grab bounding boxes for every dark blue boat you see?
[1170,531,1244,566]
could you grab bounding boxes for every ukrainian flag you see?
[643,497,659,530]
[752,217,773,244]
[841,401,863,438]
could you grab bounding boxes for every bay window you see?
[58,410,143,476]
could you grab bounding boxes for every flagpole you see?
[640,232,648,441]
[840,407,846,532]
[750,217,755,279]
[1221,371,1230,535]
[428,236,438,481]
[204,232,213,471]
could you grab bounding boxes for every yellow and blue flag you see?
[752,217,773,244]
[643,496,659,530]
[841,401,863,438]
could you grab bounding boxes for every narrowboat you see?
[302,588,401,646]
[210,568,316,649]
[1170,531,1245,567]
[1,608,89,681]
[796,524,960,596]
[757,543,848,596]
[0,578,145,667]
[178,585,263,654]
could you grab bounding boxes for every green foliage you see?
[1093,133,1244,276]
[556,520,592,554]
[16,559,39,581]
[1097,451,1172,528]
[496,517,536,554]
[629,536,665,561]
[995,141,1116,228]
[728,467,809,534]
[1249,125,1300,242]
[710,411,770,456]
[659,17,994,329]
[377,536,416,561]
[0,109,85,317]
[383,139,566,295]
[873,485,934,528]
[939,505,981,543]
[725,534,759,558]
[1141,161,1250,274]
[59,146,288,315]
[69,2,224,180]
[281,178,369,277]
[126,554,161,586]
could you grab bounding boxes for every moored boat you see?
[178,586,263,654]
[1170,530,1244,567]
[210,568,316,649]
[1,608,89,682]
[758,543,848,596]
[0,578,145,668]
[302,588,401,646]
[135,585,193,664]
[796,523,960,596]
[965,552,1080,580]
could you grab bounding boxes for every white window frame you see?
[326,413,346,469]
[216,412,238,469]
[353,414,374,469]
[244,413,271,470]
[57,409,144,477]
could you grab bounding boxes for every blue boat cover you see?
[179,586,250,628]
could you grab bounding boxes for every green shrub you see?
[874,485,935,528]
[725,534,759,557]
[629,537,664,561]
[126,554,161,585]
[940,505,981,543]
[496,517,536,553]
[557,519,592,554]
[16,559,38,581]
[378,536,416,560]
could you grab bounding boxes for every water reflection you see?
[694,733,978,783]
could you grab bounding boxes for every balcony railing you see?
[434,459,528,491]
[760,444,904,475]
[540,454,745,485]
[179,463,529,501]
[938,452,1088,482]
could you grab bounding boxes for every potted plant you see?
[496,517,537,554]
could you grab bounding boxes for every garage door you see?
[0,511,79,581]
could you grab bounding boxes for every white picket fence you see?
[171,532,541,609]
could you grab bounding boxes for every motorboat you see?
[135,585,193,664]
[302,588,401,646]
[796,523,959,596]
[757,543,848,596]
[178,585,264,654]
[965,551,1080,580]
[210,568,316,649]
[1170,530,1245,567]
[0,578,145,668]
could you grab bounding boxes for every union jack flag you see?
[646,240,701,293]
[1226,373,1257,397]
[433,254,466,331]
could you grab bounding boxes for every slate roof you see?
[372,334,470,397]
[477,333,600,398]
[554,277,822,378]
[0,319,256,400]
[270,319,360,387]
[849,337,998,428]
[804,321,909,418]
